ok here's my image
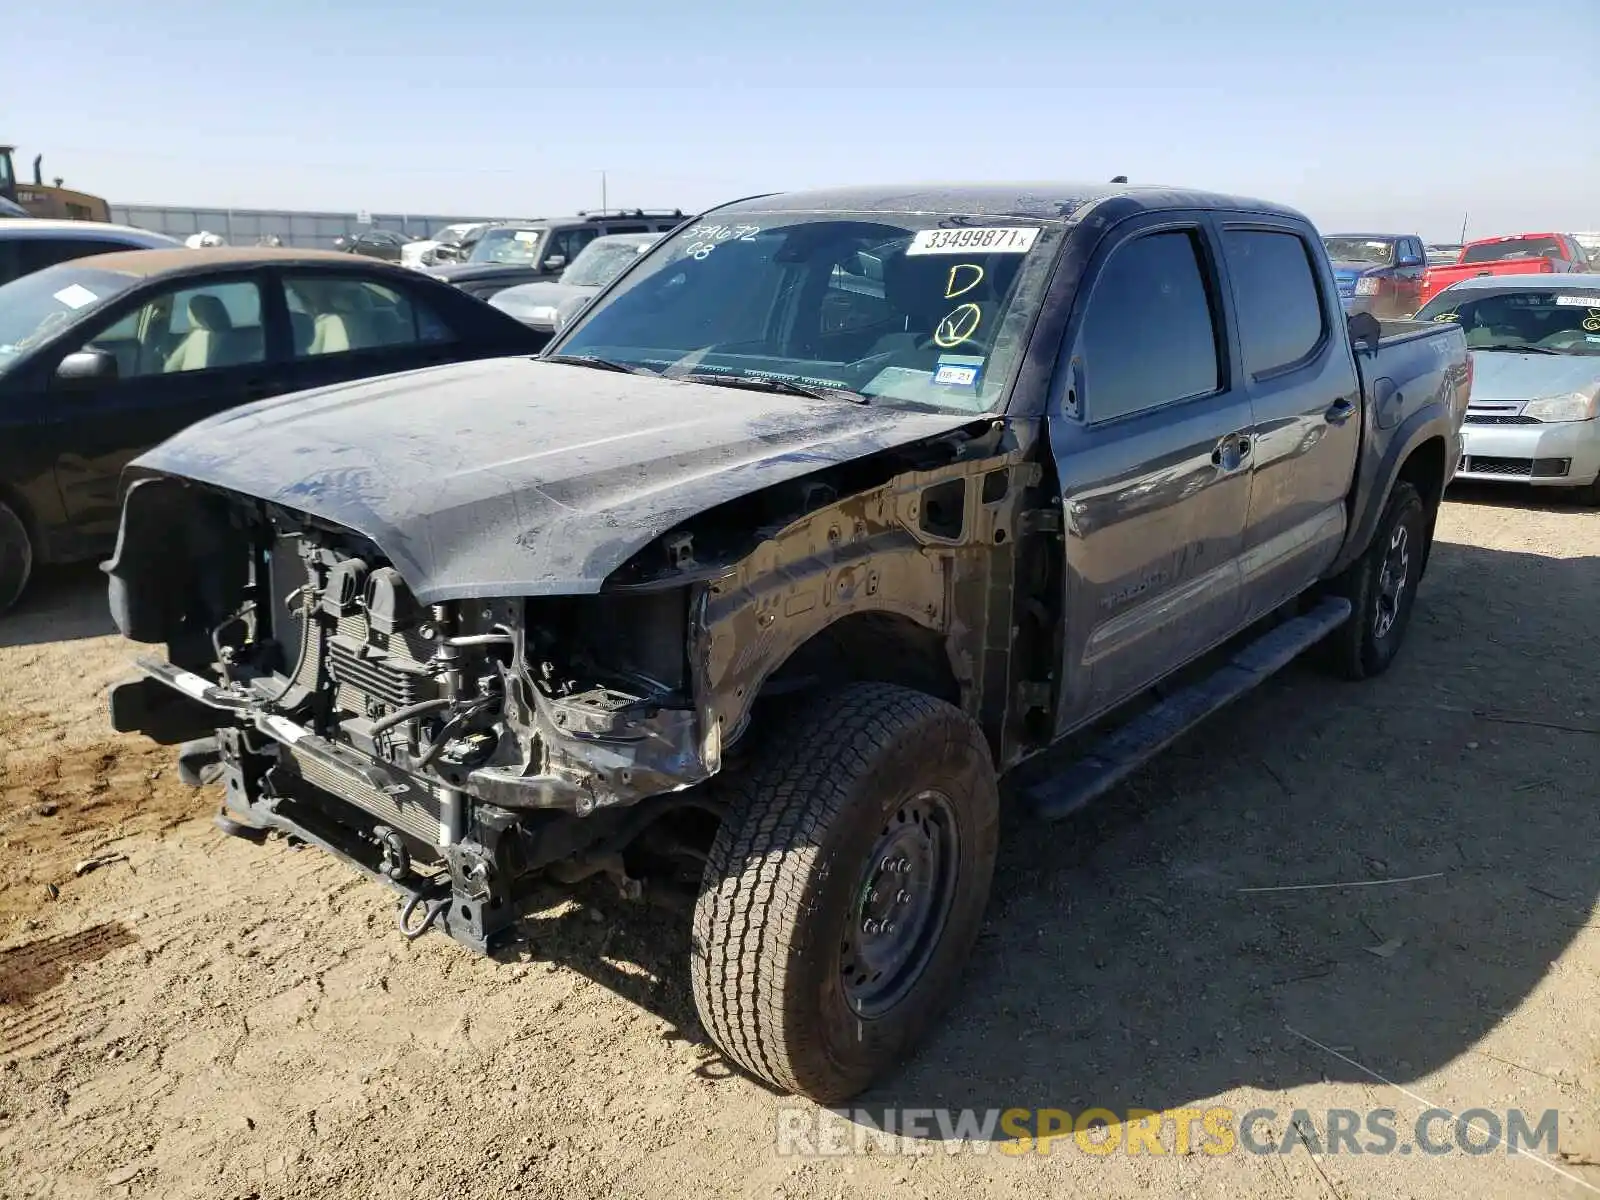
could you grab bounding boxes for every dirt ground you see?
[1,486,1598,1200]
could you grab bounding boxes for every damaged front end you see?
[106,475,723,951]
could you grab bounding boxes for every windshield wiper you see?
[1473,345,1564,355]
[674,371,868,404]
[543,353,660,376]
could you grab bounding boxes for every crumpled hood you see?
[130,358,983,603]
[1468,350,1600,401]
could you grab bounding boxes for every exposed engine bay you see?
[107,483,735,948]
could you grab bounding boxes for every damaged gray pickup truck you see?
[106,183,1469,1101]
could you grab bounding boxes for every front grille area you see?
[1460,455,1533,477]
[1464,413,1541,425]
[290,747,443,845]
[1459,455,1572,478]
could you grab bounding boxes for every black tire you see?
[1321,481,1427,680]
[1575,474,1600,506]
[690,682,999,1102]
[0,499,33,615]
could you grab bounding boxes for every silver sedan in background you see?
[1416,274,1600,501]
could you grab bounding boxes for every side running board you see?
[1028,596,1353,820]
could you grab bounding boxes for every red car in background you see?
[1420,232,1592,306]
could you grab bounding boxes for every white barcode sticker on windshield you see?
[52,283,98,309]
[1555,295,1600,307]
[906,227,1039,256]
[513,231,540,243]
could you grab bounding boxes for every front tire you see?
[690,682,999,1102]
[0,500,34,615]
[1321,481,1427,680]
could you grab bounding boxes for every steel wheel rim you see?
[1374,523,1411,640]
[838,788,960,1018]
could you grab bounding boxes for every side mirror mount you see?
[54,349,119,388]
[1348,311,1382,355]
[542,255,567,272]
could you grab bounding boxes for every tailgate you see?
[1421,260,1537,304]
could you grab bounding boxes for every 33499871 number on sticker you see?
[906,227,1040,256]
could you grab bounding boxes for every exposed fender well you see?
[667,439,1047,758]
[699,534,954,743]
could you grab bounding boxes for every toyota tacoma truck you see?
[105,183,1470,1102]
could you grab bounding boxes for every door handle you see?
[1210,432,1251,469]
[1325,396,1357,425]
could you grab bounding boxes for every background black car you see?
[428,209,687,301]
[0,247,541,611]
[0,218,181,287]
[334,228,414,262]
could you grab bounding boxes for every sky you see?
[9,0,1599,242]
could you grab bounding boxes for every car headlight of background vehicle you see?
[1354,276,1381,296]
[1522,390,1600,422]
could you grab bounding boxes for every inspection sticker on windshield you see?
[933,354,984,388]
[52,283,98,310]
[1555,294,1600,307]
[513,231,540,243]
[906,227,1039,256]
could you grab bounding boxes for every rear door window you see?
[1462,237,1562,264]
[1222,229,1327,378]
[284,275,454,357]
[1078,229,1222,422]
[545,228,600,266]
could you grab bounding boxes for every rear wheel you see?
[1320,481,1426,680]
[690,682,999,1102]
[0,500,33,615]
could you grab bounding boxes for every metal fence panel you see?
[108,204,512,249]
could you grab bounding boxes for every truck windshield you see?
[469,227,545,264]
[562,239,654,288]
[1461,237,1563,264]
[0,265,139,376]
[550,213,1060,413]
[1323,238,1395,266]
[1417,288,1600,355]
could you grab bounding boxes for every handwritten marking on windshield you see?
[934,303,983,348]
[944,264,984,299]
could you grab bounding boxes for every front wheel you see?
[1320,481,1427,680]
[690,682,999,1102]
[0,499,34,615]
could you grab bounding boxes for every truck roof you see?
[713,182,1306,225]
[1324,232,1413,240]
